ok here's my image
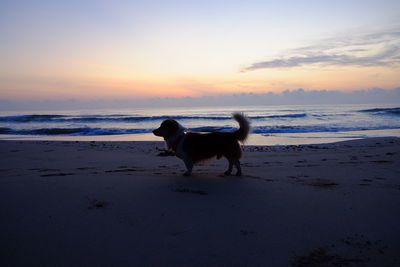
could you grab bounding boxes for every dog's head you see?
[153,119,182,138]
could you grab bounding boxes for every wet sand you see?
[1,138,400,266]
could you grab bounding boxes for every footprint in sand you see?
[88,199,109,209]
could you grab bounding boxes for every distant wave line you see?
[0,113,308,123]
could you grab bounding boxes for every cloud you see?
[243,30,400,71]
[1,88,400,110]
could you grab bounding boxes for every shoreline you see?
[1,128,399,145]
[1,137,399,266]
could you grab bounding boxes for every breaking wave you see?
[358,107,400,115]
[1,124,399,136]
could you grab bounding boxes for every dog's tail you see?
[233,113,250,142]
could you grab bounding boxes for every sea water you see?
[0,104,399,145]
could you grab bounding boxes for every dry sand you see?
[1,138,400,266]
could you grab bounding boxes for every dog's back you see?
[183,132,242,163]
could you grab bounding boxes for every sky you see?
[1,0,400,102]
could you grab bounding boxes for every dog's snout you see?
[153,128,161,136]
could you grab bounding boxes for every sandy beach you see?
[1,137,399,266]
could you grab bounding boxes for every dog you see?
[153,113,250,176]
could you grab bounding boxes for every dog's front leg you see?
[183,158,193,176]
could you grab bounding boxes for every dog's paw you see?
[183,171,192,176]
[224,171,232,175]
[235,172,242,176]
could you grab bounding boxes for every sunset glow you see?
[1,0,399,101]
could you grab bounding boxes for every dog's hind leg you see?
[183,158,193,176]
[234,159,242,176]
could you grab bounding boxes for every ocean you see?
[1,104,399,145]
